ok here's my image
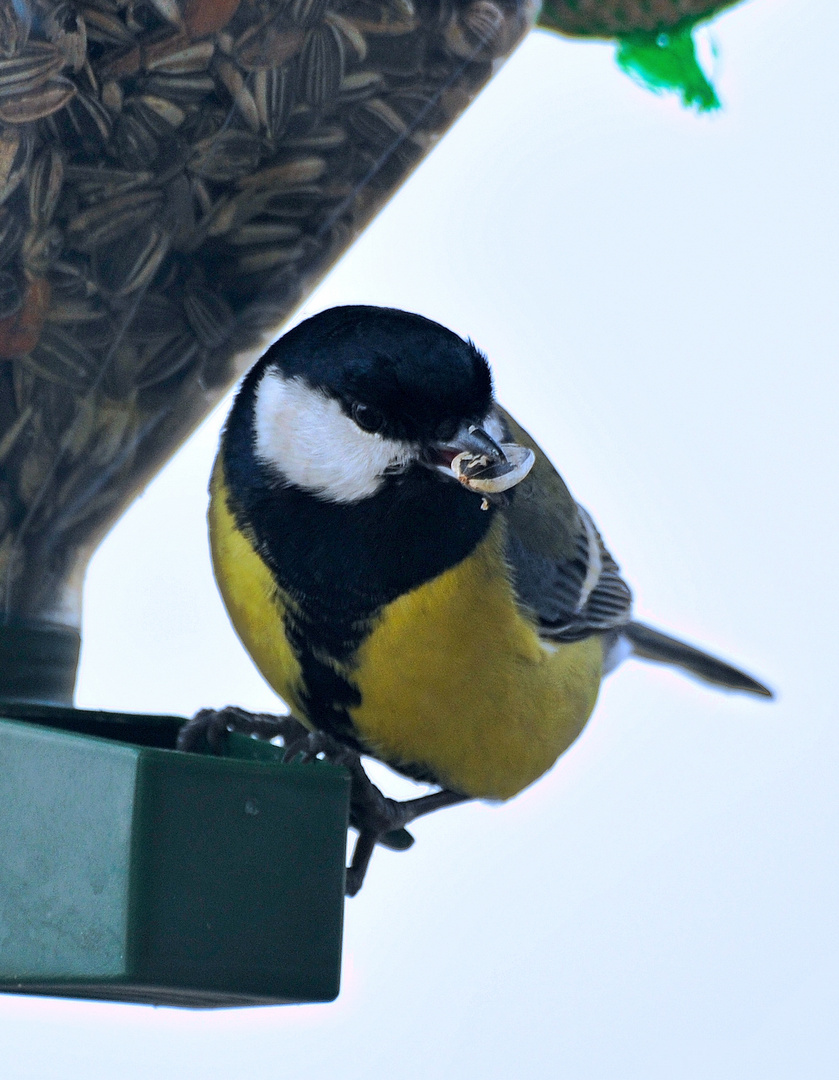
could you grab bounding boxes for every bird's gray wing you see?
[496,407,633,642]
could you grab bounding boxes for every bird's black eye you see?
[352,402,384,434]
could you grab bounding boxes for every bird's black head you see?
[222,306,535,616]
[261,305,494,444]
[232,305,531,508]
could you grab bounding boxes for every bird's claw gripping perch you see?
[177,706,469,895]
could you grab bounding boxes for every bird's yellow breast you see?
[208,456,306,720]
[209,454,603,801]
[349,519,603,799]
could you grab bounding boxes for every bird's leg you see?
[342,756,469,896]
[176,705,310,754]
[177,706,470,897]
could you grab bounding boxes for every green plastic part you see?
[616,26,721,112]
[0,707,350,1007]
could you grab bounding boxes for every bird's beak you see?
[426,424,535,496]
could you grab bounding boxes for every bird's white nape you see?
[252,370,413,503]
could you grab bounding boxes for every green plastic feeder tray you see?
[0,705,350,1007]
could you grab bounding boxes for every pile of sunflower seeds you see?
[0,0,529,621]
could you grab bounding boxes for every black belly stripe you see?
[282,604,366,748]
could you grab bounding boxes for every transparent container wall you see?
[0,0,534,696]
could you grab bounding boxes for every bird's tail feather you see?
[624,621,773,698]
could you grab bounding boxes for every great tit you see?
[208,305,771,876]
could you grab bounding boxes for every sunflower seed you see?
[46,297,109,325]
[22,225,63,275]
[235,24,304,72]
[29,147,65,226]
[183,284,235,348]
[0,43,66,97]
[0,2,31,60]
[100,78,123,112]
[125,293,187,341]
[66,188,163,251]
[349,96,408,148]
[112,110,159,169]
[289,0,331,28]
[339,70,383,100]
[144,35,214,75]
[142,73,216,105]
[64,165,155,198]
[252,64,295,142]
[215,57,260,132]
[283,123,347,150]
[136,93,186,129]
[189,129,264,182]
[237,155,326,190]
[235,241,307,274]
[444,0,510,59]
[146,0,185,28]
[53,89,112,153]
[0,75,75,124]
[44,3,88,73]
[0,124,31,204]
[93,224,169,296]
[78,5,134,46]
[326,13,368,61]
[24,325,101,392]
[136,332,200,389]
[298,23,345,108]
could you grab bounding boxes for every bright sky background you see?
[3,0,838,1076]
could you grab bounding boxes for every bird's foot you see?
[177,706,470,898]
[343,761,469,897]
[176,705,309,755]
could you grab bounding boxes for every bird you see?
[204,304,772,892]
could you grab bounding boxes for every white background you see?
[3,0,838,1075]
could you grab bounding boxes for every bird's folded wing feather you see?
[497,408,633,642]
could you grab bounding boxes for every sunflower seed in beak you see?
[451,443,535,494]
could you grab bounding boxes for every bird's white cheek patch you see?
[253,371,412,503]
